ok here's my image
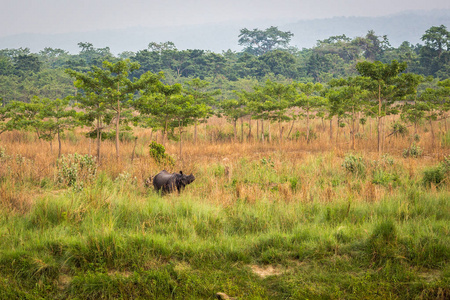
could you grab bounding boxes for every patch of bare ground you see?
[58,274,71,291]
[250,264,284,278]
[418,269,442,283]
[107,270,133,278]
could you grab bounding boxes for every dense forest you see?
[1,25,449,102]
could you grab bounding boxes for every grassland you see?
[0,117,449,299]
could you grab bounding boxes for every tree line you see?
[0,25,449,161]
[0,25,449,104]
[1,58,449,161]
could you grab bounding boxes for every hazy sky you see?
[2,0,449,37]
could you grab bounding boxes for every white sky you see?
[1,0,449,37]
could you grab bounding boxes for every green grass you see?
[0,153,449,299]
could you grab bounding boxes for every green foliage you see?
[402,142,423,158]
[0,25,449,107]
[148,141,175,167]
[372,169,400,187]
[391,121,409,137]
[371,154,400,186]
[238,26,294,56]
[342,153,366,177]
[260,157,275,168]
[56,153,97,190]
[422,156,450,187]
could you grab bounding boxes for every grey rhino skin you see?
[153,170,195,194]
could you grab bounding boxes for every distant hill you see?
[0,9,449,54]
[284,10,450,49]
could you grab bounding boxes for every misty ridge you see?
[1,9,449,54]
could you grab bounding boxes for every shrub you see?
[422,156,450,187]
[85,129,136,143]
[342,154,366,177]
[293,129,317,141]
[391,122,409,138]
[402,143,423,158]
[372,169,400,187]
[288,177,299,191]
[149,141,175,167]
[56,153,97,190]
[0,147,8,159]
[260,157,275,168]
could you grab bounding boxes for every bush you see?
[391,122,409,138]
[402,143,423,158]
[56,154,97,190]
[342,154,366,177]
[85,129,136,142]
[149,142,175,167]
[372,169,400,187]
[422,156,450,187]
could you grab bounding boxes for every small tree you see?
[135,80,183,145]
[183,78,219,143]
[294,82,326,143]
[30,96,78,157]
[220,97,247,143]
[327,77,369,149]
[416,78,450,149]
[67,59,160,162]
[356,60,421,154]
[252,79,296,142]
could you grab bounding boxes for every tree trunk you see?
[287,118,295,140]
[429,119,435,151]
[248,116,252,142]
[194,120,198,144]
[131,137,138,162]
[233,119,237,143]
[179,120,183,161]
[256,119,259,142]
[378,84,382,155]
[336,119,340,147]
[116,91,120,162]
[163,116,168,146]
[279,117,283,142]
[306,109,310,143]
[329,118,333,144]
[445,114,448,133]
[356,111,360,135]
[96,118,101,163]
[268,120,272,143]
[57,127,62,158]
[261,119,265,144]
[351,106,356,150]
[240,118,244,143]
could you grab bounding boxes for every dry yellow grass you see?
[0,115,448,210]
